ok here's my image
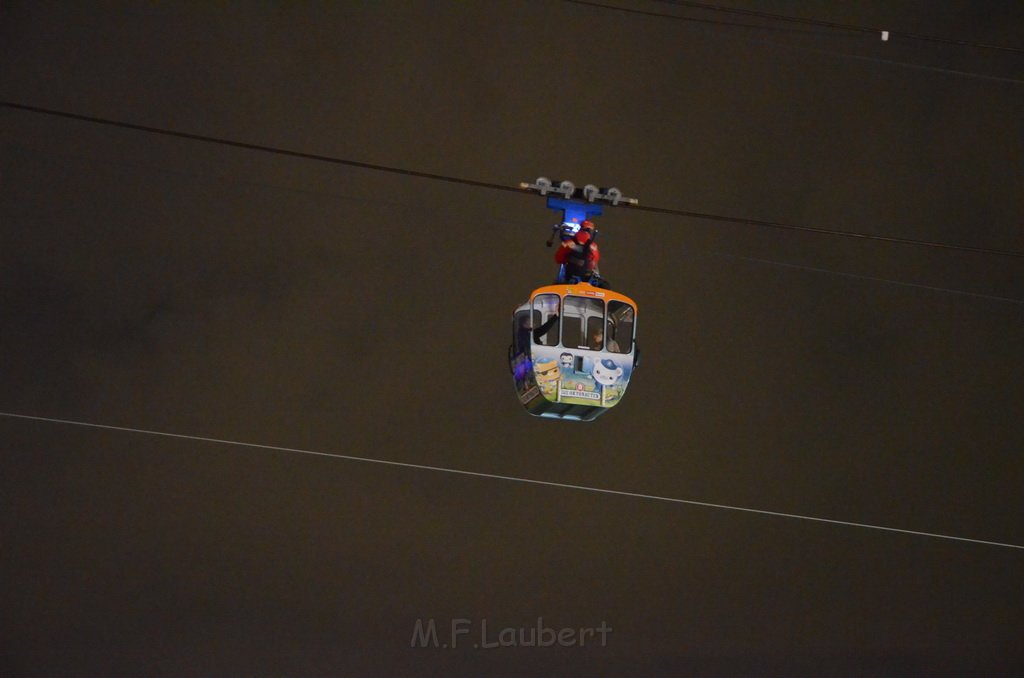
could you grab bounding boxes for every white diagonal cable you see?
[1,411,1021,551]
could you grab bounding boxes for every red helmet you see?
[575,220,595,243]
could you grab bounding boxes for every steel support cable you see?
[617,0,1024,54]
[3,100,1023,259]
[14,142,1021,306]
[558,1,1024,84]
[2,412,1022,551]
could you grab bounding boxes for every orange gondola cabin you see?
[510,283,638,421]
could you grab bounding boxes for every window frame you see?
[562,295,605,351]
[605,300,635,354]
[531,293,561,347]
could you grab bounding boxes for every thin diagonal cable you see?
[3,100,1023,259]
[560,0,809,30]
[750,33,1024,86]
[0,101,522,196]
[561,0,1024,85]
[24,142,1023,306]
[654,0,1024,53]
[626,202,1024,259]
[557,0,1024,85]
[2,412,1022,551]
[702,250,1024,306]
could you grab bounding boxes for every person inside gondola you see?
[591,328,619,352]
[533,313,559,345]
[516,315,533,356]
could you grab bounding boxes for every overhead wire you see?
[2,411,1022,552]
[3,100,1024,260]
[558,1,1024,85]
[0,102,523,196]
[633,202,1024,258]
[17,139,1021,307]
[740,34,1024,86]
[692,249,1024,306]
[561,0,1024,55]
[654,0,1024,54]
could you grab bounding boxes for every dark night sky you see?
[2,1,1023,675]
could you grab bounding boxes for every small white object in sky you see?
[881,30,890,41]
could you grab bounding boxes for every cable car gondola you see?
[509,178,639,421]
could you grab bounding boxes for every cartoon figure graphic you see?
[592,358,623,387]
[591,358,624,406]
[534,358,561,400]
[560,352,574,371]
